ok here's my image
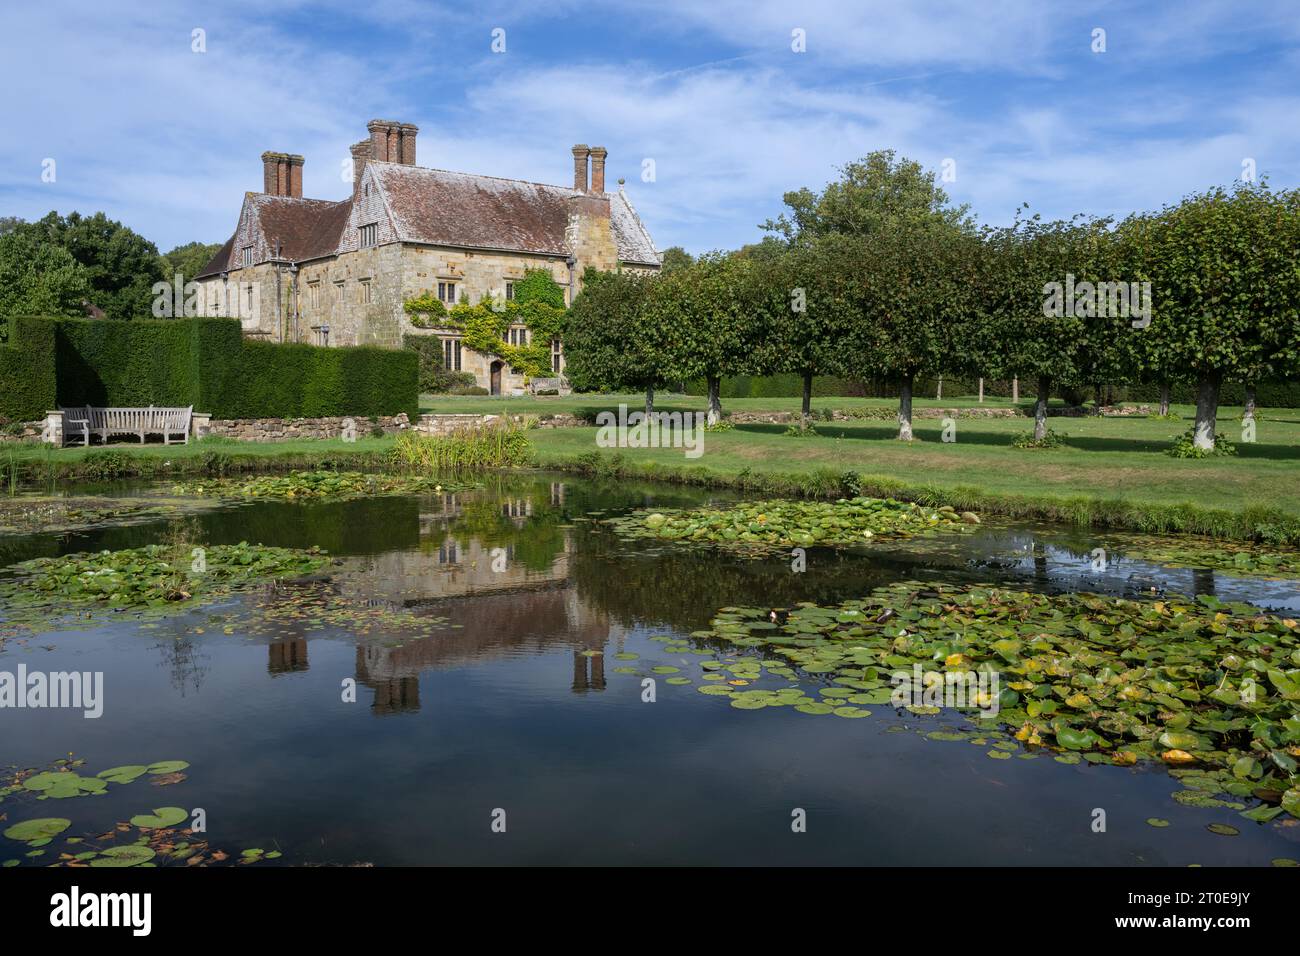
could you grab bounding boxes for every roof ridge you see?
[372,160,585,195]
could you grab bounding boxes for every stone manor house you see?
[197,119,661,394]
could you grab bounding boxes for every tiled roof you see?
[200,161,660,277]
[197,195,350,278]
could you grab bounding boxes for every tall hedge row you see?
[0,317,57,420]
[0,317,417,422]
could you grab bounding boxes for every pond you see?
[2,474,1298,867]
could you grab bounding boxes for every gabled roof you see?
[199,159,661,277]
[196,194,350,278]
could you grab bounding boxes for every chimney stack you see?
[350,141,371,196]
[589,146,607,194]
[572,144,590,192]
[366,119,418,165]
[261,152,305,198]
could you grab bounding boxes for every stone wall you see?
[0,421,45,443]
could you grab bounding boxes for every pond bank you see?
[534,448,1300,546]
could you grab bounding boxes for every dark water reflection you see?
[2,474,1298,866]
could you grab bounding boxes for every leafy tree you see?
[733,236,788,265]
[565,269,674,413]
[21,211,165,320]
[1128,183,1300,449]
[840,224,983,439]
[650,252,774,425]
[751,238,856,425]
[762,150,974,245]
[0,216,23,237]
[161,241,223,287]
[0,228,91,323]
[978,213,1126,442]
[659,246,694,273]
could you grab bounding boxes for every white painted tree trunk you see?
[1034,376,1050,441]
[1159,382,1170,417]
[706,376,721,427]
[1012,376,1019,403]
[1193,374,1219,451]
[645,385,654,417]
[1244,384,1257,422]
[898,375,914,441]
[978,377,984,403]
[935,375,943,401]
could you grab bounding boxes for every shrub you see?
[1167,428,1238,458]
[1012,428,1067,449]
[403,334,476,393]
[451,384,489,395]
[0,316,418,422]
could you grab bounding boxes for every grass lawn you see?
[1,435,396,465]
[525,404,1300,535]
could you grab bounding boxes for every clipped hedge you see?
[0,316,417,422]
[0,317,57,420]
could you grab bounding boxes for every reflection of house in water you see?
[337,482,627,711]
[267,637,310,675]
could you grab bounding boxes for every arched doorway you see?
[489,360,503,396]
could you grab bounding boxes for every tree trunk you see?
[645,385,655,417]
[1093,383,1103,415]
[801,371,813,429]
[706,375,722,427]
[935,375,943,401]
[898,374,914,441]
[1012,376,1019,403]
[978,377,984,403]
[1244,383,1257,422]
[1158,381,1170,417]
[1193,373,1220,451]
[1033,376,1050,441]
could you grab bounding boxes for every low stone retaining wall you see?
[1,404,1156,445]
[202,413,413,442]
[0,421,46,443]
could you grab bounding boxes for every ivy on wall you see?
[402,268,567,378]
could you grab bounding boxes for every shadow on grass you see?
[729,421,1300,460]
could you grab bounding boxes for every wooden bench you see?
[61,405,192,446]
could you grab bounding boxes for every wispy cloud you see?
[1,0,1296,254]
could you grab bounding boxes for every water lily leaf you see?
[129,807,188,829]
[97,765,149,784]
[1206,823,1240,836]
[3,818,71,843]
[1146,818,1171,828]
[89,845,156,867]
[146,761,190,775]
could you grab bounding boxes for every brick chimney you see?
[350,141,371,196]
[589,146,607,194]
[399,123,418,164]
[366,120,418,165]
[286,154,303,198]
[261,152,305,198]
[572,144,590,192]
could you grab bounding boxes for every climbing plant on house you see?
[402,269,568,377]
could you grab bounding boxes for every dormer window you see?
[359,223,378,248]
[241,246,254,268]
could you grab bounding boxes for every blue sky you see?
[2,0,1298,255]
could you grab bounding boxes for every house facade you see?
[196,120,660,394]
